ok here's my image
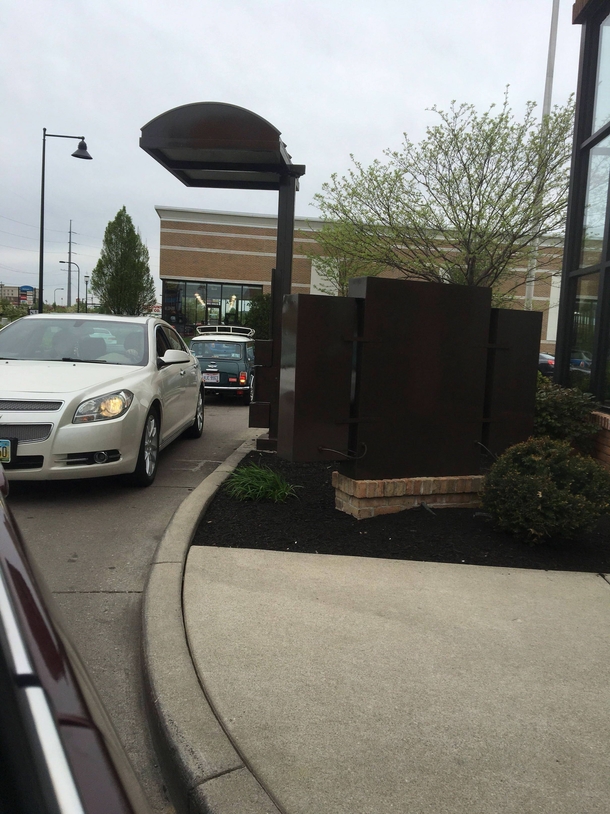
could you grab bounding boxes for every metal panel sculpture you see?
[277,278,542,480]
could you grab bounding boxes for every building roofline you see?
[154,205,324,231]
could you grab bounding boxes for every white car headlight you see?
[73,390,134,424]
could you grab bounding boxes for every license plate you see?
[203,372,220,384]
[0,439,11,464]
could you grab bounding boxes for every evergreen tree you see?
[91,207,157,315]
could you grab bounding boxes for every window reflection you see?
[593,14,610,133]
[580,135,610,268]
[222,285,242,325]
[162,282,263,335]
[162,281,184,328]
[569,273,599,390]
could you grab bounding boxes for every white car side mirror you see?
[159,349,192,367]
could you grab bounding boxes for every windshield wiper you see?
[60,357,108,364]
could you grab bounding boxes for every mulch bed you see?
[192,450,610,573]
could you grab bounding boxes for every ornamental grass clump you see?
[224,463,300,503]
[481,436,610,543]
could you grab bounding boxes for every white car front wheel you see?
[184,387,204,439]
[129,408,160,486]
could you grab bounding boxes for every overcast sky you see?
[0,0,582,304]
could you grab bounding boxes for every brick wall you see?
[332,471,484,520]
[158,208,319,294]
[156,206,562,350]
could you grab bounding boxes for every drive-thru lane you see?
[8,399,258,813]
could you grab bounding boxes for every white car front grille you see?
[0,424,53,443]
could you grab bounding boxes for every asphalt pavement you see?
[143,436,610,814]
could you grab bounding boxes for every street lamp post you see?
[84,275,89,313]
[59,260,81,311]
[53,288,64,309]
[38,128,92,313]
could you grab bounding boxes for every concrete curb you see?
[142,435,281,814]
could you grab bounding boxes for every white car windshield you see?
[0,318,148,366]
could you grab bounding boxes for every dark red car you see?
[0,464,152,813]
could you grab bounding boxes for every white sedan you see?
[0,313,204,485]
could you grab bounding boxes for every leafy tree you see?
[91,207,156,315]
[307,221,381,296]
[313,92,574,301]
[0,299,28,321]
[242,293,271,339]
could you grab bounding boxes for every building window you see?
[162,280,263,335]
[580,135,610,268]
[556,3,610,404]
[222,285,242,325]
[569,273,599,389]
[162,281,185,328]
[186,282,207,331]
[593,13,610,133]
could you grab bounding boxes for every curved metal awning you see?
[140,102,305,190]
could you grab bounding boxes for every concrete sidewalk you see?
[143,438,610,814]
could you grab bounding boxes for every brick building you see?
[157,205,561,351]
[157,206,324,334]
[0,284,38,308]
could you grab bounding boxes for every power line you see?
[0,266,37,276]
[0,228,67,244]
[0,215,102,244]
[0,242,38,252]
[0,213,67,234]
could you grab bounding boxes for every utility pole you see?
[525,0,561,311]
[67,220,72,307]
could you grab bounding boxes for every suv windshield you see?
[0,318,148,366]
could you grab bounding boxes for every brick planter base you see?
[332,471,484,520]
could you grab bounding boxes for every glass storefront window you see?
[162,281,185,328]
[206,284,222,325]
[162,281,263,334]
[580,135,610,268]
[593,14,610,133]
[569,272,599,390]
[185,283,207,335]
[222,285,242,325]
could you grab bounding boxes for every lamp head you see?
[72,140,92,160]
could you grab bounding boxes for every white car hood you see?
[1,361,135,395]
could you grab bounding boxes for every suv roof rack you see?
[195,325,255,338]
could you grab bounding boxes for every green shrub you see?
[224,463,299,502]
[242,293,271,339]
[533,373,599,453]
[481,436,610,542]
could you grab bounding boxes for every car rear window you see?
[190,341,243,360]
